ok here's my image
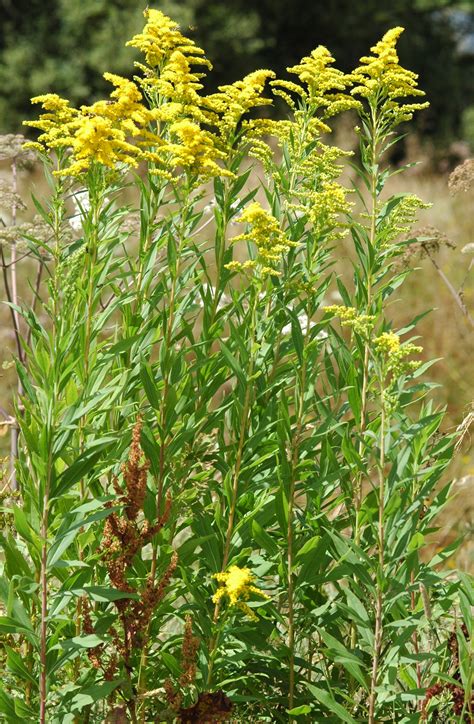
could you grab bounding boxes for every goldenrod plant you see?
[0,9,472,723]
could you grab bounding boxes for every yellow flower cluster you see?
[24,73,162,176]
[155,119,231,180]
[326,305,376,336]
[379,194,430,247]
[87,73,154,134]
[278,46,361,117]
[61,116,140,176]
[374,331,422,374]
[226,202,298,276]
[24,14,428,189]
[306,181,350,239]
[24,10,227,181]
[244,121,351,244]
[351,27,429,123]
[142,49,211,125]
[126,9,209,71]
[242,118,293,170]
[23,94,79,152]
[204,70,276,143]
[212,565,270,621]
[25,99,145,177]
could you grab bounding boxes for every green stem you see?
[76,188,102,653]
[137,187,192,714]
[287,317,310,719]
[368,382,386,724]
[39,190,65,723]
[351,104,379,650]
[39,443,54,724]
[133,182,163,317]
[207,285,261,688]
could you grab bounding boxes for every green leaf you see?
[140,361,160,409]
[72,586,139,603]
[53,438,116,497]
[459,589,473,638]
[319,631,368,690]
[275,485,288,535]
[12,507,40,550]
[456,627,471,690]
[305,684,356,724]
[70,681,122,712]
[6,646,38,688]
[407,532,424,552]
[70,635,104,648]
[252,520,278,556]
[161,651,181,676]
[287,704,312,715]
[48,506,119,567]
[290,313,304,364]
[296,536,323,584]
[0,616,35,637]
[0,688,20,720]
[108,333,143,355]
[220,340,245,386]
[0,533,32,577]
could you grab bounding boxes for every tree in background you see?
[1,0,474,142]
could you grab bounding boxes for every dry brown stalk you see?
[78,416,177,720]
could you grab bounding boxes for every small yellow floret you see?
[154,119,230,180]
[282,46,361,117]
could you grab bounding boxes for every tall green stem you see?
[351,105,379,650]
[39,442,54,724]
[39,191,63,723]
[207,285,261,688]
[368,382,386,723]
[287,319,310,719]
[137,187,191,714]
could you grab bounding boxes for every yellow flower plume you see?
[204,70,276,143]
[212,566,270,620]
[351,27,429,123]
[278,46,361,117]
[126,8,210,70]
[226,202,298,276]
[374,331,422,375]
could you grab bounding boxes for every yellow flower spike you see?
[374,332,422,375]
[60,115,140,177]
[282,46,362,117]
[378,194,431,247]
[204,69,276,143]
[24,74,163,176]
[152,119,232,181]
[326,305,376,336]
[374,331,401,355]
[82,73,156,137]
[126,9,210,71]
[226,201,298,276]
[351,27,429,123]
[23,94,79,151]
[212,566,270,620]
[147,50,210,123]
